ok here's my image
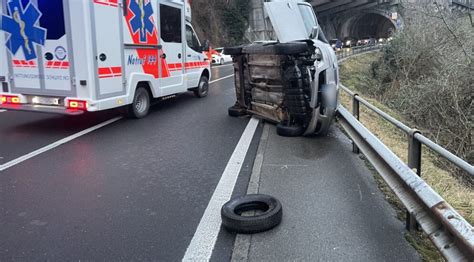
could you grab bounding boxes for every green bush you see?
[369,7,473,167]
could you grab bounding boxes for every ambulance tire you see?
[221,194,283,234]
[194,76,209,98]
[127,87,150,119]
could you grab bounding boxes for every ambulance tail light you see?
[67,100,88,110]
[1,95,21,104]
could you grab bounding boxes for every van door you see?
[158,2,185,96]
[2,0,74,96]
[264,1,309,43]
[92,1,125,99]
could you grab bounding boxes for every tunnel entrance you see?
[341,13,396,39]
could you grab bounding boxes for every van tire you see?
[228,105,247,117]
[127,87,150,119]
[221,194,283,234]
[243,42,309,55]
[276,122,304,137]
[274,43,310,55]
[194,76,209,98]
[224,46,243,56]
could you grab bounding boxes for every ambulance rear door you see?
[1,0,75,97]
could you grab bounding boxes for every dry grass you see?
[339,53,473,261]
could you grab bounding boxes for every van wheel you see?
[127,87,150,119]
[194,76,209,98]
[220,59,224,65]
[276,122,304,137]
[224,46,243,56]
[228,105,246,117]
[221,194,283,234]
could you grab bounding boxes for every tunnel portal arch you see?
[337,11,398,40]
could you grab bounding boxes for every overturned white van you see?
[226,0,339,136]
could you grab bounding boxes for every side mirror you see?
[309,26,319,39]
[201,40,210,52]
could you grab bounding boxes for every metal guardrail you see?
[335,44,383,59]
[337,87,474,261]
[452,0,474,9]
[336,50,473,260]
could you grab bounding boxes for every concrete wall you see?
[245,0,274,41]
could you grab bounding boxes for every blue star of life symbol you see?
[1,0,46,61]
[129,0,154,43]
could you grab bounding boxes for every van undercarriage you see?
[226,41,337,137]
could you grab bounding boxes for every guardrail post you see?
[352,94,360,154]
[408,129,422,176]
[406,129,422,231]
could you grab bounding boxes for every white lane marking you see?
[210,74,234,84]
[0,74,234,172]
[0,117,122,172]
[182,117,260,262]
[212,64,233,69]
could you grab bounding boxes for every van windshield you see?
[298,4,318,37]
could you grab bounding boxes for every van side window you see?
[160,5,182,43]
[186,25,201,52]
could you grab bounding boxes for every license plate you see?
[32,96,60,106]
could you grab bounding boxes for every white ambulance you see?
[0,0,210,118]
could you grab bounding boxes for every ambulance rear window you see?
[5,0,66,40]
[39,0,66,40]
[160,5,182,43]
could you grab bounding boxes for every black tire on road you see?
[127,86,151,119]
[243,42,309,55]
[228,106,247,117]
[276,122,304,137]
[275,42,309,55]
[221,194,283,234]
[194,76,209,98]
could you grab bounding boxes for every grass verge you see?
[338,52,473,261]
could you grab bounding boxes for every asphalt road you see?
[236,124,420,261]
[0,63,421,261]
[0,64,254,261]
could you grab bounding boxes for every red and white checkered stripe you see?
[93,0,119,7]
[12,60,37,68]
[45,61,70,69]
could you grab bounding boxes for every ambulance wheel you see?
[194,76,209,98]
[127,87,150,119]
[220,59,224,65]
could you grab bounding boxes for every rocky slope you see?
[191,0,250,48]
